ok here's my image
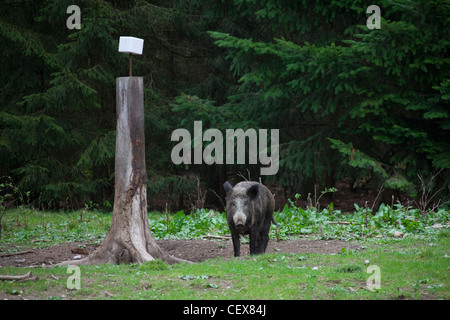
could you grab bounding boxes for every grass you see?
[0,208,112,250]
[1,231,449,300]
[1,200,449,249]
[0,204,449,300]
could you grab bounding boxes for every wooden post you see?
[104,76,154,263]
[58,77,188,265]
[115,77,146,203]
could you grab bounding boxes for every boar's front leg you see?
[231,232,241,257]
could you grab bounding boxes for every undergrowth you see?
[0,200,448,249]
[149,201,449,241]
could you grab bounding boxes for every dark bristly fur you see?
[223,181,276,257]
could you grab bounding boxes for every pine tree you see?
[196,0,449,199]
[0,0,212,209]
[2,1,448,209]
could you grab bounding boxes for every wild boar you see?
[223,181,276,257]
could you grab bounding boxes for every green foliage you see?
[327,139,388,179]
[0,0,212,209]
[0,176,31,238]
[0,0,118,208]
[1,203,448,254]
[274,198,450,241]
[1,209,450,300]
[0,209,110,247]
[1,0,449,209]
[150,209,229,239]
[336,264,363,274]
[201,0,450,198]
[149,197,450,241]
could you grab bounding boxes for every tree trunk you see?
[59,77,188,265]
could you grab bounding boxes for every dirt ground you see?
[0,238,364,267]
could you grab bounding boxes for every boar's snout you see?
[233,211,246,229]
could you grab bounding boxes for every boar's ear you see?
[223,181,233,196]
[246,184,259,200]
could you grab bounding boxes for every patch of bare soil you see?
[0,238,363,267]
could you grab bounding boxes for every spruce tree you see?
[0,0,209,209]
[184,0,449,200]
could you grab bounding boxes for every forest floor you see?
[1,234,449,300]
[0,206,448,300]
[0,238,364,267]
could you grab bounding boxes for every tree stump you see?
[59,77,188,265]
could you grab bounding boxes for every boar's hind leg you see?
[259,219,271,254]
[231,233,241,257]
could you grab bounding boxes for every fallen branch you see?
[425,223,450,229]
[0,250,33,258]
[71,248,89,255]
[327,221,351,225]
[0,271,33,281]
[31,239,51,243]
[203,234,231,240]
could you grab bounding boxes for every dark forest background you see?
[1,0,449,212]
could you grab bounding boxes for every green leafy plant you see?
[149,209,229,240]
[274,193,449,241]
[0,176,30,238]
[336,264,363,273]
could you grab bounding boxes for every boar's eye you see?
[231,201,236,207]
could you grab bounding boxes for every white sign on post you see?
[119,36,144,55]
[119,36,144,76]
